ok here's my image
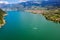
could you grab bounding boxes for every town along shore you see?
[26,8,60,23]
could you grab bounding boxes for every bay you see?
[0,11,60,40]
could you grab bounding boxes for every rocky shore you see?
[0,9,7,28]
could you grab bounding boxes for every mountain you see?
[20,1,41,7]
[0,1,60,8]
[0,1,60,11]
[0,3,7,8]
[41,1,60,7]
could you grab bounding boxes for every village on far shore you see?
[25,6,60,23]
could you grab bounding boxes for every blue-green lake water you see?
[0,11,60,40]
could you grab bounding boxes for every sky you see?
[0,0,28,4]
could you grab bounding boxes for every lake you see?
[0,11,60,40]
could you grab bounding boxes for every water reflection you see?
[32,27,41,32]
[33,27,38,30]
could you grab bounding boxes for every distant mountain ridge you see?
[0,1,60,10]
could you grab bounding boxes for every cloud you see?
[19,0,27,2]
[44,0,48,1]
[0,1,9,4]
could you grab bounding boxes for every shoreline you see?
[0,14,7,28]
[25,9,60,23]
[0,20,5,28]
[25,10,45,14]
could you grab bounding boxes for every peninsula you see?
[0,9,7,28]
